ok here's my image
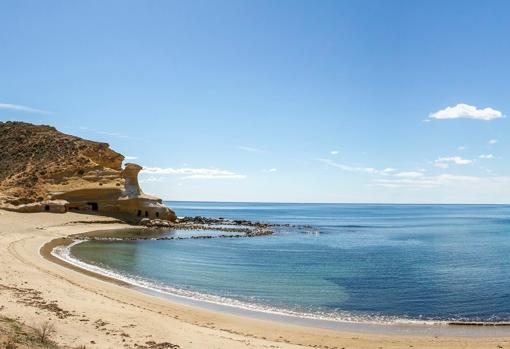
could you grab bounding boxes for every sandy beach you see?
[0,210,509,349]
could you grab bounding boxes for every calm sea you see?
[67,202,510,324]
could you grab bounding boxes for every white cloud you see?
[394,171,424,178]
[142,167,246,179]
[457,146,467,151]
[373,174,481,188]
[139,176,165,183]
[316,157,510,201]
[125,156,138,160]
[434,162,449,169]
[435,156,473,167]
[318,158,482,189]
[319,160,424,178]
[429,103,503,121]
[318,159,380,174]
[0,103,54,115]
[330,150,339,155]
[489,139,499,144]
[479,154,494,159]
[77,126,136,140]
[318,158,510,197]
[98,131,126,138]
[262,168,278,173]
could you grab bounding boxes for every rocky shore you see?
[71,216,299,241]
[142,216,274,236]
[63,215,322,243]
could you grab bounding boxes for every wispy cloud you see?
[139,176,165,183]
[98,131,126,138]
[434,156,473,168]
[434,162,449,169]
[429,103,503,121]
[0,103,54,115]
[373,174,481,188]
[77,126,136,140]
[319,159,406,176]
[142,166,246,180]
[318,158,491,191]
[382,168,397,173]
[479,154,494,159]
[489,139,499,144]
[318,158,380,174]
[330,150,339,155]
[318,158,506,191]
[237,146,262,153]
[394,171,424,178]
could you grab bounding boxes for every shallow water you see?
[69,202,510,323]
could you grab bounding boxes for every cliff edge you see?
[0,121,176,221]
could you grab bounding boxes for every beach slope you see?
[0,210,508,349]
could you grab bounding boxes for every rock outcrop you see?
[0,121,176,222]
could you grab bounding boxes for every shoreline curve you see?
[2,210,510,348]
[41,227,510,336]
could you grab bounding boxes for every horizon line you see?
[162,199,510,206]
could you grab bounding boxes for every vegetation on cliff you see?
[0,121,124,205]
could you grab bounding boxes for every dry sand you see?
[0,210,509,349]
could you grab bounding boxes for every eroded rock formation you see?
[0,121,176,222]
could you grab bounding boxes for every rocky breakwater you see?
[70,216,320,242]
[139,216,274,237]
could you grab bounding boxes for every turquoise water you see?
[69,202,510,323]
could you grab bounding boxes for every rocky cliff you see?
[0,121,176,221]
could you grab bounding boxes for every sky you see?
[1,0,510,203]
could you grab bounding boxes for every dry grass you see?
[0,316,57,348]
[34,320,56,344]
[0,315,94,349]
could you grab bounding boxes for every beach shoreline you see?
[44,234,510,337]
[1,210,509,348]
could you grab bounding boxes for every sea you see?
[54,202,510,333]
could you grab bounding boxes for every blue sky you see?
[1,0,510,203]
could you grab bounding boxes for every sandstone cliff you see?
[0,121,176,221]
